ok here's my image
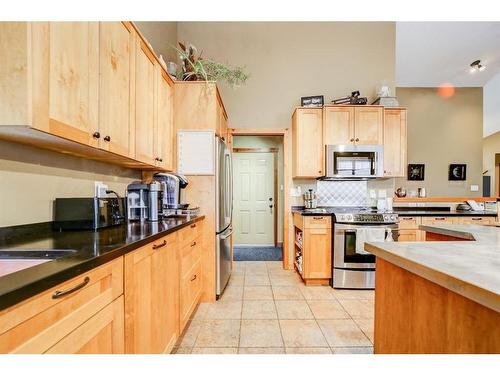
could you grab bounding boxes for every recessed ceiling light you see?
[470,59,486,73]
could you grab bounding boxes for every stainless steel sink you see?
[0,249,78,260]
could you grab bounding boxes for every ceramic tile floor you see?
[173,261,374,354]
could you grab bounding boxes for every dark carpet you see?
[233,246,283,261]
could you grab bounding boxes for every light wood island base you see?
[374,258,500,354]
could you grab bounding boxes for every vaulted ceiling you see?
[396,22,500,87]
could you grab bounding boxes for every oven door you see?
[333,223,398,269]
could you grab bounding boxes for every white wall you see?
[484,71,500,137]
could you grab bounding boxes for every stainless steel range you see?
[332,208,398,289]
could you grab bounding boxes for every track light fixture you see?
[470,60,486,73]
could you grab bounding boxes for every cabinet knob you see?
[155,157,163,162]
[92,132,100,139]
[355,138,359,142]
[350,138,354,142]
[104,135,111,142]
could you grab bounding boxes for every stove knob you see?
[346,214,353,221]
[390,215,397,221]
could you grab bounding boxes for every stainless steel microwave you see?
[325,145,384,179]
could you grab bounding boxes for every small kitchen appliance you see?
[126,182,150,221]
[153,173,190,217]
[325,145,384,179]
[53,196,125,231]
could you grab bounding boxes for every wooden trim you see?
[394,197,498,203]
[229,128,291,269]
[139,39,157,65]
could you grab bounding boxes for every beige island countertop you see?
[365,224,500,313]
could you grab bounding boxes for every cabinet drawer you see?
[45,296,124,354]
[180,260,202,331]
[421,217,453,225]
[126,232,177,265]
[398,216,420,229]
[178,221,202,248]
[398,229,418,241]
[180,235,202,277]
[0,257,123,353]
[304,216,331,229]
[454,217,495,225]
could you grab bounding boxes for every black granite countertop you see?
[0,216,204,311]
[291,206,497,217]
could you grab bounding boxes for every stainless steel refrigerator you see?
[216,136,233,297]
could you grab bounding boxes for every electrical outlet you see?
[369,190,377,199]
[470,185,479,192]
[94,181,108,198]
[378,190,387,198]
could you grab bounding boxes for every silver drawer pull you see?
[52,277,90,299]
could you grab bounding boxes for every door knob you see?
[269,204,273,213]
[269,197,273,201]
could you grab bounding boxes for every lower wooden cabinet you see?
[179,225,203,332]
[0,257,124,354]
[453,217,495,225]
[124,232,179,354]
[293,214,331,285]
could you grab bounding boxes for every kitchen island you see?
[365,224,500,354]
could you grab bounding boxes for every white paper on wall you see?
[177,130,215,175]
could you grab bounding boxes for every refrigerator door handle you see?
[225,148,233,226]
[220,229,233,240]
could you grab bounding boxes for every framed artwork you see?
[449,164,466,181]
[408,164,425,181]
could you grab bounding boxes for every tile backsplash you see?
[291,178,396,207]
[316,180,368,206]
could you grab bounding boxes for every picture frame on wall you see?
[449,164,467,181]
[408,164,425,181]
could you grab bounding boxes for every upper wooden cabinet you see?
[323,106,354,145]
[99,21,135,158]
[353,106,384,145]
[47,22,99,147]
[155,68,175,170]
[323,105,383,146]
[134,38,156,164]
[174,82,229,138]
[292,108,323,178]
[0,22,177,171]
[383,108,407,177]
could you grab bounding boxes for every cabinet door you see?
[135,39,156,164]
[45,297,124,354]
[46,22,99,146]
[323,106,354,145]
[354,107,383,145]
[124,234,179,354]
[383,109,407,177]
[398,229,418,242]
[99,21,135,157]
[292,108,323,178]
[155,68,174,171]
[303,226,331,279]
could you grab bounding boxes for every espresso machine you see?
[153,173,195,217]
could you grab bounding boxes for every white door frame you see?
[233,147,278,247]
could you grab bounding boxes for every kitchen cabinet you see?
[292,108,323,178]
[155,67,175,170]
[353,106,384,145]
[124,232,179,354]
[323,106,354,145]
[0,258,124,354]
[293,214,331,285]
[398,229,419,241]
[46,22,100,147]
[453,217,495,225]
[134,38,156,164]
[99,21,136,158]
[383,108,407,177]
[179,223,203,331]
[0,21,177,171]
[397,216,423,241]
